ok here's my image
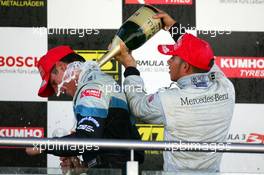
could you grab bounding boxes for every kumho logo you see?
[0,127,44,138]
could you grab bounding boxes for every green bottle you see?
[98,5,163,67]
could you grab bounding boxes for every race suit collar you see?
[176,65,223,89]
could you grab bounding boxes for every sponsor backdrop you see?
[0,0,263,173]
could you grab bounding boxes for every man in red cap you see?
[26,45,144,174]
[115,10,235,172]
[37,45,85,97]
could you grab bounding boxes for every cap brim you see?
[38,74,54,97]
[158,44,177,55]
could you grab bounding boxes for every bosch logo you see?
[0,56,39,67]
[0,127,44,138]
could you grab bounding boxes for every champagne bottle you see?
[97,5,163,67]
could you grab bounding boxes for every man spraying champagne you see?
[115,8,235,172]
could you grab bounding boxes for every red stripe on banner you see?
[215,56,264,79]
[125,0,192,5]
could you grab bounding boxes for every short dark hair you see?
[51,53,85,75]
[60,53,86,63]
[191,66,208,73]
[191,59,214,73]
[180,58,214,73]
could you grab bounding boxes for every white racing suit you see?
[123,65,235,172]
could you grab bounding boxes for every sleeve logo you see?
[80,89,102,99]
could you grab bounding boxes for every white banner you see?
[196,0,264,32]
[48,0,122,29]
[47,101,76,172]
[130,30,175,94]
[221,103,264,172]
[0,27,47,101]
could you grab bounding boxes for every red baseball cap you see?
[158,33,214,70]
[37,45,75,97]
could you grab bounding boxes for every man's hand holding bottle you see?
[115,8,177,68]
